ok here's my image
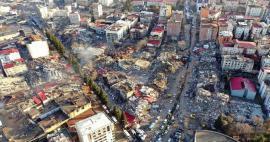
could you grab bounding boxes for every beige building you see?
[221,55,254,72]
[75,112,115,142]
[167,11,183,39]
[199,20,218,42]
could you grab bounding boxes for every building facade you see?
[75,112,115,142]
[258,67,270,84]
[221,55,254,72]
[105,23,127,43]
[230,77,256,100]
[99,0,113,7]
[167,11,183,39]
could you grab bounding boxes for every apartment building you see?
[261,56,270,68]
[167,10,183,39]
[234,21,251,40]
[199,20,218,42]
[230,77,256,100]
[258,67,270,84]
[106,23,128,43]
[99,0,113,7]
[259,80,270,99]
[221,55,254,72]
[92,3,103,19]
[75,112,115,142]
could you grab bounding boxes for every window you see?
[107,126,110,131]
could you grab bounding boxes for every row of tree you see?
[46,31,125,125]
[85,77,109,105]
[85,76,125,124]
[46,31,65,56]
[214,113,270,141]
[46,31,83,75]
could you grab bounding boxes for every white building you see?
[251,22,268,38]
[52,9,70,17]
[77,0,91,6]
[264,92,270,112]
[245,4,266,18]
[0,6,11,15]
[92,3,103,19]
[221,55,254,72]
[99,0,113,7]
[2,60,28,77]
[37,5,48,19]
[26,41,50,59]
[46,0,55,8]
[259,80,270,99]
[69,12,80,25]
[258,67,270,84]
[75,112,115,142]
[234,22,251,40]
[159,4,172,18]
[261,55,270,68]
[106,23,128,43]
[65,5,72,13]
[220,46,243,55]
[0,48,21,64]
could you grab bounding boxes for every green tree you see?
[45,31,65,56]
[214,114,233,131]
[113,106,123,122]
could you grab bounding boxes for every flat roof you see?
[195,130,238,142]
[75,112,113,132]
[230,77,256,92]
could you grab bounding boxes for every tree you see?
[113,106,123,122]
[45,31,65,56]
[214,114,233,131]
[225,123,253,136]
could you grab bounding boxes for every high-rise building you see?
[167,11,183,39]
[69,12,80,25]
[75,112,115,142]
[221,55,254,72]
[37,5,48,19]
[196,0,209,12]
[92,3,103,19]
[199,20,218,42]
[99,0,113,7]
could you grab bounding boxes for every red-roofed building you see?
[251,22,268,38]
[147,39,161,47]
[67,108,95,132]
[38,91,47,101]
[124,112,137,128]
[230,77,256,100]
[234,39,257,55]
[33,96,42,105]
[150,26,164,37]
[0,48,21,64]
[1,58,27,76]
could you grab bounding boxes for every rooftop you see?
[75,112,113,132]
[219,31,233,37]
[235,40,256,48]
[195,130,237,142]
[106,23,126,31]
[0,48,19,55]
[230,77,256,92]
